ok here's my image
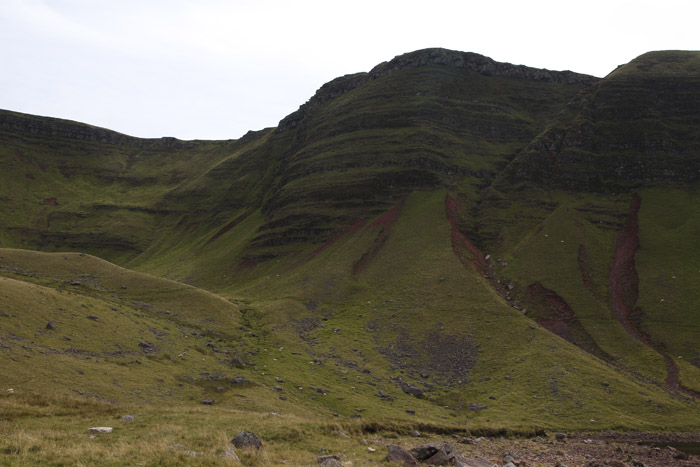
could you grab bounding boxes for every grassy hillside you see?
[3,49,700,466]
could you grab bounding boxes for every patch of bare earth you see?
[609,194,699,398]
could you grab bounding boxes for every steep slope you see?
[127,48,598,283]
[0,109,269,264]
[476,50,700,396]
[2,49,700,433]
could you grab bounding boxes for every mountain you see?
[2,48,700,448]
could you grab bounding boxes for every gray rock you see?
[231,431,263,450]
[201,399,215,405]
[454,455,494,467]
[230,356,246,368]
[409,442,442,460]
[138,341,157,353]
[318,454,341,466]
[220,447,240,461]
[410,430,421,437]
[401,383,424,397]
[121,415,135,422]
[423,443,454,465]
[386,445,418,465]
[88,427,112,434]
[467,402,487,410]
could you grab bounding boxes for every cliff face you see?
[250,49,598,255]
[279,48,598,132]
[499,50,700,191]
[0,109,203,149]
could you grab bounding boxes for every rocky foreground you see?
[313,432,700,466]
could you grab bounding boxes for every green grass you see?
[3,49,700,465]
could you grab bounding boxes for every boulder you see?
[88,427,112,434]
[318,454,341,466]
[423,443,454,465]
[231,431,263,450]
[386,444,418,465]
[401,383,424,397]
[409,442,442,460]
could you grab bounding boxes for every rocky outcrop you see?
[278,48,598,132]
[369,48,599,85]
[502,51,700,191]
[0,109,202,148]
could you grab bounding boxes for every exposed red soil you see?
[526,282,579,343]
[445,194,529,313]
[206,209,253,245]
[525,282,610,360]
[353,200,405,275]
[239,258,257,269]
[445,195,488,276]
[293,218,367,269]
[368,200,405,230]
[43,198,59,206]
[609,194,700,397]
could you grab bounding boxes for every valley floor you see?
[2,391,700,466]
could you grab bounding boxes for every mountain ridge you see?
[2,48,700,448]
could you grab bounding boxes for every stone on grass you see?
[386,445,418,465]
[221,447,240,461]
[454,455,494,467]
[409,442,442,461]
[419,443,454,465]
[401,383,424,397]
[121,415,135,422]
[231,431,263,450]
[318,454,341,466]
[88,427,112,434]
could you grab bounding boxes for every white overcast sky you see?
[1,0,698,140]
